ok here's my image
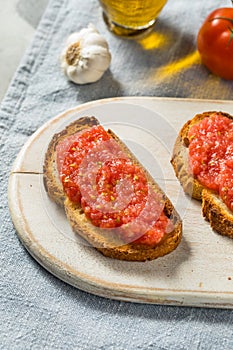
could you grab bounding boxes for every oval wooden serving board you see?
[8,97,233,308]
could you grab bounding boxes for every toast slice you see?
[44,116,182,261]
[171,111,233,238]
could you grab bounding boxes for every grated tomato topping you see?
[56,125,172,245]
[188,113,233,210]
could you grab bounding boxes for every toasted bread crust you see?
[65,198,182,261]
[43,116,182,261]
[171,111,233,238]
[171,130,204,201]
[202,189,233,238]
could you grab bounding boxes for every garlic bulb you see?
[61,24,111,84]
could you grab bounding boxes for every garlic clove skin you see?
[61,24,111,85]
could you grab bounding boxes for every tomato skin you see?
[197,8,233,80]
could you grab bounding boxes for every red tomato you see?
[197,8,233,80]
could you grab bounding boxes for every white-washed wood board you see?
[8,97,233,308]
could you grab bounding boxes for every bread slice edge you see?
[43,116,182,261]
[171,111,233,238]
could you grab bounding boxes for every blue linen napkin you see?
[1,0,233,349]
